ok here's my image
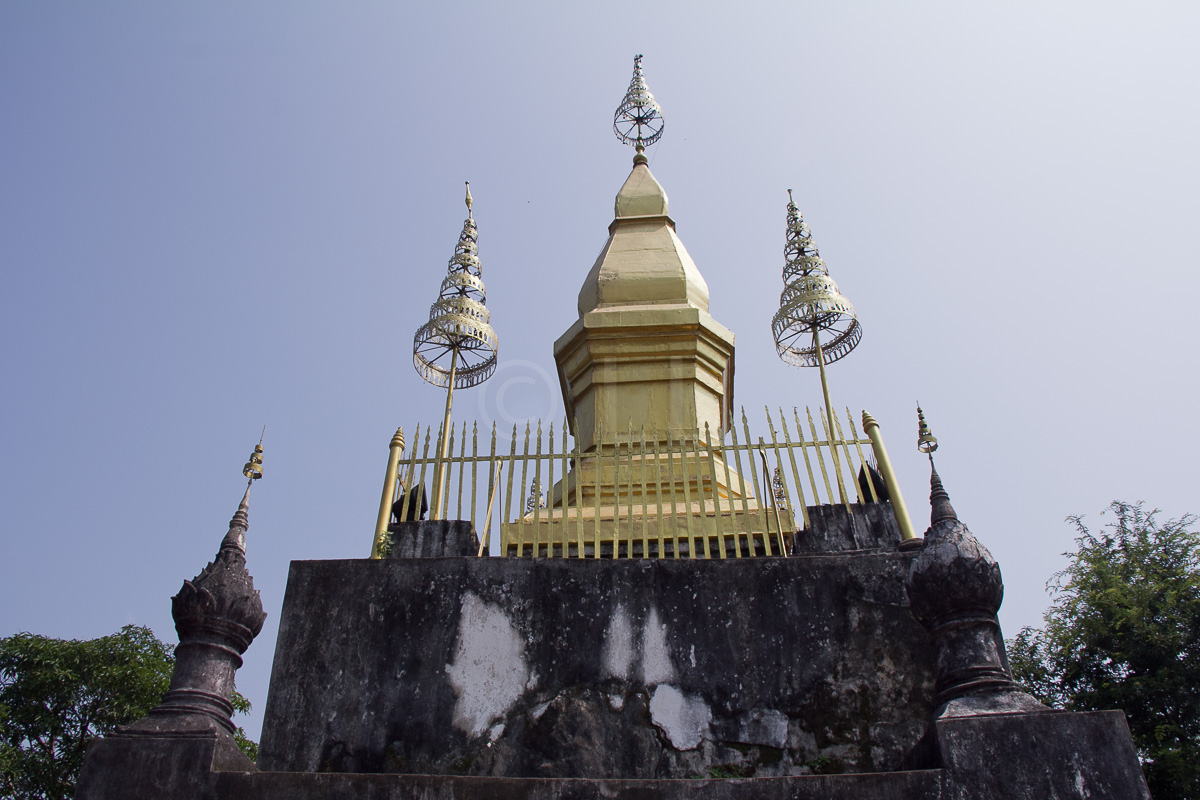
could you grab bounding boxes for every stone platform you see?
[76,506,1152,799]
[257,550,934,778]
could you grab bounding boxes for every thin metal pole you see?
[813,330,846,503]
[431,351,458,519]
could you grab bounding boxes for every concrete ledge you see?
[218,769,945,800]
[76,731,229,800]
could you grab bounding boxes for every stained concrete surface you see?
[258,550,936,778]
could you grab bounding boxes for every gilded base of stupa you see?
[500,452,794,557]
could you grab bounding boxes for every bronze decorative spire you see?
[224,436,264,554]
[917,404,938,461]
[413,182,498,392]
[771,190,862,368]
[413,182,499,518]
[915,406,956,525]
[772,191,862,489]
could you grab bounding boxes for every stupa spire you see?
[413,182,497,391]
[771,192,863,368]
[917,404,938,462]
[556,55,734,459]
[413,183,499,518]
[122,439,267,754]
[223,433,264,554]
[610,59,669,219]
[772,192,863,501]
[915,406,957,525]
[929,462,958,526]
[613,54,665,165]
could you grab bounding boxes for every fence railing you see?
[372,405,905,559]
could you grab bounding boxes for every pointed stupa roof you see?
[929,463,959,527]
[614,162,668,218]
[576,162,709,315]
[576,57,709,316]
[221,483,252,554]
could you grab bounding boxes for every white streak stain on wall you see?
[445,592,530,737]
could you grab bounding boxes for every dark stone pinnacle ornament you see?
[125,484,266,743]
[905,465,1047,718]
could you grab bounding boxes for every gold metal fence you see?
[371,405,911,559]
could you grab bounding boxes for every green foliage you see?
[0,625,257,799]
[1008,501,1200,800]
[706,763,749,779]
[376,531,394,558]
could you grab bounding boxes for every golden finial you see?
[917,404,938,459]
[465,181,473,219]
[242,427,265,483]
[227,431,265,547]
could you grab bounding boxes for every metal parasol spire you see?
[613,55,665,163]
[413,182,499,519]
[917,404,939,462]
[771,191,862,491]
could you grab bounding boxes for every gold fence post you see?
[371,427,406,559]
[861,411,918,541]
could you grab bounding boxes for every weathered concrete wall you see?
[385,519,479,558]
[931,710,1151,800]
[795,502,901,553]
[258,550,936,779]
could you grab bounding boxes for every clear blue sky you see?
[3,2,1198,740]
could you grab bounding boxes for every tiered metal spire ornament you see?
[917,404,939,462]
[413,182,498,519]
[771,190,862,463]
[613,55,664,161]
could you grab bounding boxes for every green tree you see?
[0,625,256,800]
[1009,501,1200,800]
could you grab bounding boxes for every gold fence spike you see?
[806,407,834,504]
[846,407,878,503]
[502,424,518,555]
[704,423,726,559]
[727,418,755,557]
[742,410,771,555]
[652,431,666,558]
